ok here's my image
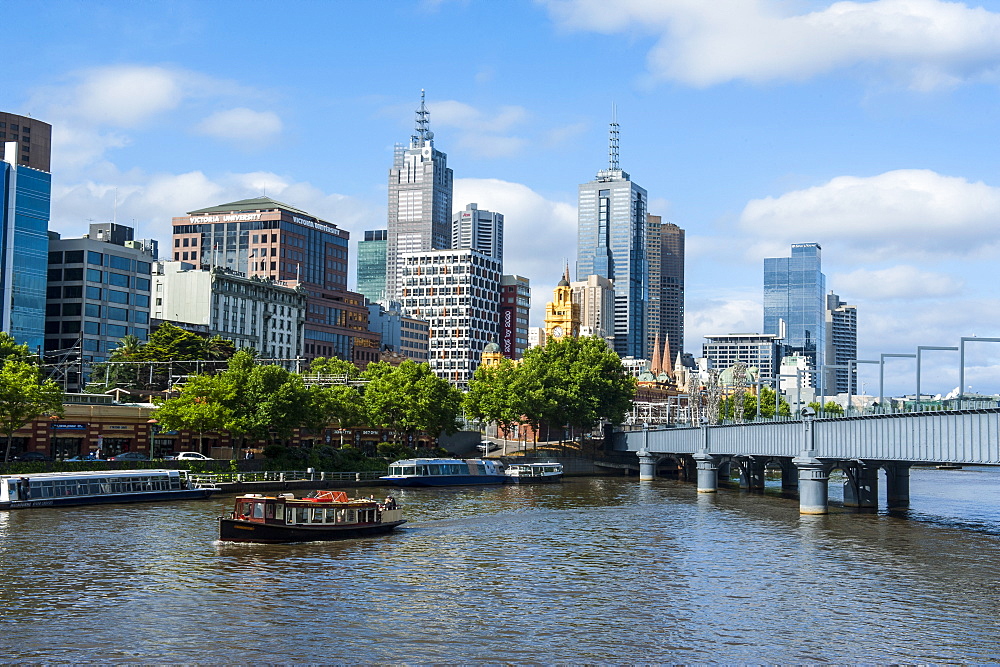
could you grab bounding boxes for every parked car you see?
[65,454,103,462]
[174,452,213,461]
[108,452,149,461]
[477,441,500,453]
[13,452,52,462]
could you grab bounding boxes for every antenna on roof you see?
[113,188,118,225]
[609,103,620,171]
[415,89,430,144]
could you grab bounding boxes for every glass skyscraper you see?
[764,243,826,374]
[357,229,387,303]
[576,118,647,358]
[1,137,51,354]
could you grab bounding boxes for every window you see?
[63,303,81,317]
[84,321,100,335]
[46,303,60,316]
[65,250,84,263]
[107,290,128,304]
[88,251,103,266]
[85,304,101,318]
[107,307,128,322]
[108,255,131,271]
[46,286,61,299]
[134,294,150,308]
[63,268,83,281]
[108,273,129,288]
[48,251,63,264]
[86,268,102,283]
[47,268,62,281]
[174,239,180,247]
[106,324,127,339]
[134,311,149,324]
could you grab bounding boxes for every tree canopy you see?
[0,348,64,461]
[362,360,462,443]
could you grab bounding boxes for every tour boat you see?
[218,491,406,543]
[0,469,216,510]
[382,457,507,487]
[504,462,564,484]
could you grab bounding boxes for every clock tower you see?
[544,266,581,342]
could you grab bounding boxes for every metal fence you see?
[188,470,385,487]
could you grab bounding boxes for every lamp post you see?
[879,353,916,413]
[916,345,958,410]
[958,337,1000,404]
[846,359,879,416]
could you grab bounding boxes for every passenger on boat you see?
[384,496,397,510]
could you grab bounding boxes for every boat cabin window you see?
[252,502,265,519]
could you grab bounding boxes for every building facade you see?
[398,248,501,387]
[0,112,51,171]
[764,243,826,373]
[170,197,376,366]
[357,229,387,303]
[571,273,615,341]
[385,91,453,301]
[152,261,306,360]
[367,301,430,363]
[45,223,155,389]
[544,268,581,343]
[452,203,503,263]
[576,118,647,358]
[2,133,51,353]
[702,333,779,383]
[825,291,858,394]
[499,274,529,360]
[646,216,685,361]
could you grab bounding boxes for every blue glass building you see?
[763,243,826,374]
[576,120,647,358]
[1,142,50,354]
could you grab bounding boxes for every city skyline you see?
[5,0,1000,395]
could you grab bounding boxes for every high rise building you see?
[646,216,685,361]
[499,274,530,360]
[452,203,503,262]
[398,248,501,387]
[571,274,615,340]
[385,90,453,301]
[764,243,826,373]
[825,291,858,394]
[171,197,378,366]
[702,333,779,383]
[0,112,51,171]
[366,301,430,363]
[357,229,387,303]
[2,118,52,353]
[576,114,647,358]
[152,261,307,360]
[45,223,155,390]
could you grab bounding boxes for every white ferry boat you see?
[381,458,507,487]
[0,469,216,510]
[505,462,564,484]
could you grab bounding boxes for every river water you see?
[2,467,1000,663]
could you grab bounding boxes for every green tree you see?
[304,383,365,446]
[153,372,234,453]
[464,359,522,439]
[0,360,64,461]
[306,356,361,380]
[0,332,37,366]
[362,360,462,444]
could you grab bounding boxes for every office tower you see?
[171,197,378,366]
[702,333,779,383]
[646,215,685,361]
[0,112,51,171]
[527,327,546,349]
[357,229,387,303]
[499,274,530,360]
[452,203,503,263]
[544,268,581,343]
[386,90,453,300]
[576,113,647,358]
[398,248,501,387]
[45,223,155,390]
[571,274,615,340]
[152,261,307,360]
[764,243,826,374]
[825,291,858,394]
[2,116,52,354]
[366,301,430,363]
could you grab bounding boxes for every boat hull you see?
[219,517,407,543]
[506,474,563,484]
[381,474,507,487]
[0,488,215,510]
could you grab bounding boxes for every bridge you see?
[612,408,1000,515]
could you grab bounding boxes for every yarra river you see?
[2,468,1000,663]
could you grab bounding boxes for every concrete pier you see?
[794,455,829,515]
[694,453,719,493]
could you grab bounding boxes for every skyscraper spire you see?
[650,332,662,374]
[609,102,620,171]
[414,88,431,145]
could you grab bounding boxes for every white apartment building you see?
[152,261,306,359]
[398,248,501,387]
[571,274,615,340]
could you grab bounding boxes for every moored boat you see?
[0,469,215,510]
[505,462,564,484]
[218,490,406,543]
[382,458,507,487]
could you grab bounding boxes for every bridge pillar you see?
[637,449,658,481]
[694,453,719,493]
[885,462,912,509]
[735,457,766,491]
[779,458,798,492]
[843,461,879,509]
[793,456,829,515]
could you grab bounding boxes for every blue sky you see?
[6,0,1000,397]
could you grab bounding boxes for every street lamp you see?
[958,337,1000,403]
[916,345,959,410]
[879,353,916,413]
[847,359,879,416]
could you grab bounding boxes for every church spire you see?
[650,332,662,374]
[662,336,673,376]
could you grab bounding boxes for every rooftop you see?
[188,197,315,218]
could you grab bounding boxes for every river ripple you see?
[1,467,999,663]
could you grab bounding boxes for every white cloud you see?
[543,0,1000,88]
[453,178,576,324]
[684,297,763,352]
[739,169,1000,261]
[196,108,283,143]
[833,265,963,299]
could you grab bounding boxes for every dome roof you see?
[718,365,759,386]
[637,370,656,382]
[483,341,502,354]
